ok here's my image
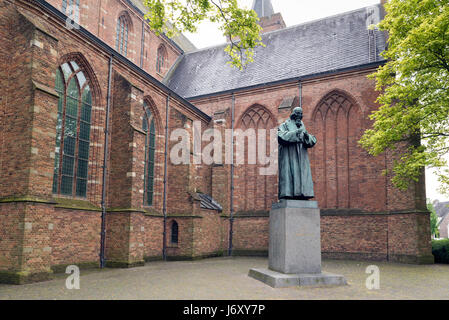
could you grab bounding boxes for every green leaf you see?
[142,0,264,70]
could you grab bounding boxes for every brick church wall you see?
[143,216,163,260]
[0,4,36,198]
[0,0,213,283]
[0,0,11,197]
[192,209,226,257]
[166,217,195,258]
[166,108,194,215]
[321,214,388,261]
[45,0,182,80]
[166,208,228,259]
[0,0,434,284]
[190,69,433,263]
[109,72,135,209]
[0,203,26,273]
[50,208,101,268]
[232,217,269,256]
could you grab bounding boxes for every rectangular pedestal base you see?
[269,200,321,274]
[248,268,347,288]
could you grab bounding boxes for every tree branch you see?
[210,0,244,64]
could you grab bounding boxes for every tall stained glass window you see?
[52,61,92,198]
[156,45,166,73]
[62,0,80,23]
[142,103,156,206]
[116,15,129,57]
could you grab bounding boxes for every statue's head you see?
[290,107,303,126]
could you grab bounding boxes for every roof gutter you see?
[186,60,386,101]
[32,0,210,122]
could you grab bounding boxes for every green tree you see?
[360,0,449,195]
[142,0,264,70]
[428,200,440,238]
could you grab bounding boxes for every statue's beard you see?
[295,119,302,127]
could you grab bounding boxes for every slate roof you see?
[198,193,223,212]
[435,201,449,219]
[165,4,386,99]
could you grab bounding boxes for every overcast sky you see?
[184,0,381,48]
[182,0,449,202]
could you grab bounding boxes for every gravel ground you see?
[0,257,448,300]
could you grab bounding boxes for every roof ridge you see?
[182,42,229,55]
[167,3,386,98]
[256,3,381,36]
[181,3,381,56]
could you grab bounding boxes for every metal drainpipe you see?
[100,55,113,269]
[228,93,235,256]
[298,81,302,108]
[162,94,170,260]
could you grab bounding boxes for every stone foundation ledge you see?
[51,261,100,274]
[144,255,164,262]
[248,268,347,288]
[105,260,145,268]
[322,252,435,264]
[389,254,434,264]
[0,269,53,285]
[231,249,268,257]
[166,251,225,261]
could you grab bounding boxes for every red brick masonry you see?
[0,0,433,284]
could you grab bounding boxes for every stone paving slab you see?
[0,257,448,300]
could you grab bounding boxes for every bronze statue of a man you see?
[278,107,317,200]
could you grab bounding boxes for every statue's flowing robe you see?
[278,119,317,199]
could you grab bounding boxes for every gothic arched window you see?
[310,90,384,211]
[52,61,93,197]
[116,15,130,57]
[237,105,276,212]
[142,102,156,206]
[241,105,273,128]
[62,0,80,23]
[62,0,80,15]
[156,45,166,73]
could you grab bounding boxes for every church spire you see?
[251,0,286,34]
[251,0,274,18]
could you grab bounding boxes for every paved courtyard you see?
[0,257,448,300]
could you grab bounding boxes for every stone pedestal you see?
[248,200,347,288]
[269,200,321,274]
